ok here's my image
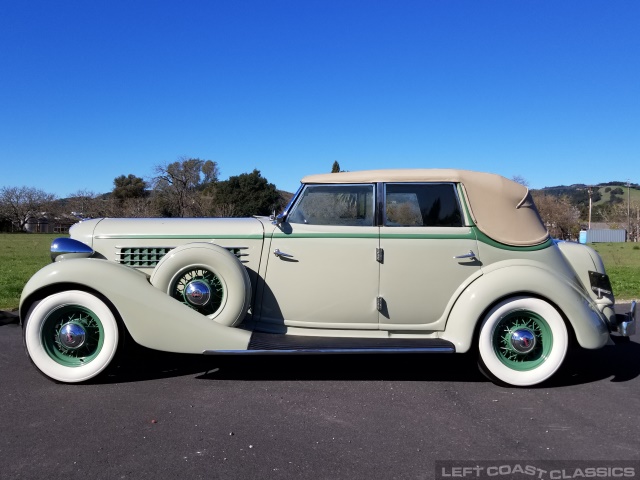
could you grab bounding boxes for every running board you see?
[204,333,455,355]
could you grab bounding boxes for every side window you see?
[385,183,462,227]
[288,184,375,226]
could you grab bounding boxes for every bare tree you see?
[532,192,580,240]
[66,190,107,219]
[0,186,56,231]
[511,175,530,187]
[108,174,153,217]
[211,203,239,218]
[152,157,219,217]
[119,197,157,218]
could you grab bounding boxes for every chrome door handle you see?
[273,249,294,258]
[454,250,477,259]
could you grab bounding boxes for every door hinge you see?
[376,247,384,263]
[377,296,383,312]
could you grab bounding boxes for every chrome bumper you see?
[614,301,636,337]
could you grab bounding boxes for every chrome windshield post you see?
[272,213,286,225]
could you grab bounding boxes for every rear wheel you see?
[478,297,568,386]
[23,290,120,383]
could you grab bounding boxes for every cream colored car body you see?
[20,169,628,385]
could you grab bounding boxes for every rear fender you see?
[440,265,610,353]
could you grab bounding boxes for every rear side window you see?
[288,184,375,226]
[384,183,462,227]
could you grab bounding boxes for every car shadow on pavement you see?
[101,337,640,386]
[100,346,217,384]
[102,345,486,384]
[0,311,18,326]
[546,337,640,387]
[197,352,487,383]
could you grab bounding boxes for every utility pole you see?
[587,186,593,230]
[628,180,631,241]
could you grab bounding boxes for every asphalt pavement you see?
[1,305,638,480]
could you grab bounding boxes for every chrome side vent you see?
[117,247,173,268]
[115,245,249,268]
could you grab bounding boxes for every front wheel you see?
[23,290,120,383]
[478,296,568,387]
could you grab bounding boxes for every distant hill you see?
[534,182,640,209]
[277,189,295,207]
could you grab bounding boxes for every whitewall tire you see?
[23,290,120,383]
[150,243,251,327]
[478,296,568,387]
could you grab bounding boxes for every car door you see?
[259,183,380,330]
[378,183,481,330]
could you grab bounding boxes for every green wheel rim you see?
[172,268,224,315]
[492,310,553,371]
[41,305,104,367]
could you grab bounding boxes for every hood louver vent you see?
[117,247,174,268]
[116,246,248,268]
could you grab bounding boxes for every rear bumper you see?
[612,301,636,337]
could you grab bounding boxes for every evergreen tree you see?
[213,169,281,217]
[152,157,219,217]
[113,174,148,199]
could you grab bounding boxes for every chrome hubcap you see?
[185,280,211,306]
[509,328,536,354]
[57,322,87,349]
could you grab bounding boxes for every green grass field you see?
[590,242,640,300]
[0,233,638,311]
[0,233,62,310]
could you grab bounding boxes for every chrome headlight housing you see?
[50,238,94,262]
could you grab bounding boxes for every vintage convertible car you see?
[20,169,636,386]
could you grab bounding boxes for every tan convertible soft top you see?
[302,169,550,247]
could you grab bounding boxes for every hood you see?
[71,217,266,249]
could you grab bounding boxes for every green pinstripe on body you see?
[270,231,474,240]
[95,234,264,240]
[270,229,552,251]
[473,229,553,251]
[97,227,552,251]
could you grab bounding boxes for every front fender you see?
[20,259,251,353]
[440,265,610,353]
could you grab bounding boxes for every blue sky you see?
[1,1,638,197]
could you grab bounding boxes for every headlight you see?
[50,238,94,262]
